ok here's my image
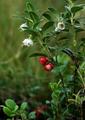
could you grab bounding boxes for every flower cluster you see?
[20,23,33,47]
[20,21,65,48]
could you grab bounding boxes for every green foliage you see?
[20,102,28,111]
[0,0,85,120]
[5,99,18,111]
[28,112,36,119]
[3,99,18,117]
[3,99,28,119]
[19,0,85,119]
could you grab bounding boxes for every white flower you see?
[57,22,65,30]
[55,21,65,31]
[22,38,33,47]
[20,23,28,31]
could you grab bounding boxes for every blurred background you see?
[0,0,85,103]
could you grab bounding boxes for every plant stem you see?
[38,37,52,58]
[82,101,85,120]
[73,65,78,94]
[77,69,85,88]
[45,44,52,58]
[59,73,68,103]
[80,105,83,120]
[12,118,14,120]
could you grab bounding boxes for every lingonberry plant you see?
[18,0,85,119]
[2,0,85,120]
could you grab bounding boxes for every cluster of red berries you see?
[39,56,54,71]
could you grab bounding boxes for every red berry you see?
[39,56,48,65]
[44,63,54,71]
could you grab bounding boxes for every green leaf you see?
[48,8,57,14]
[21,113,27,120]
[80,61,85,71]
[28,112,36,119]
[25,29,38,36]
[29,53,47,57]
[57,54,70,64]
[64,6,71,18]
[43,12,52,20]
[26,2,34,12]
[5,99,16,111]
[62,48,76,60]
[53,64,66,74]
[12,105,19,112]
[20,102,28,111]
[3,107,15,117]
[75,27,85,32]
[29,12,39,23]
[64,11,71,19]
[33,22,40,29]
[71,5,84,16]
[42,21,54,31]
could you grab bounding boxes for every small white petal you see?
[20,23,28,31]
[22,38,33,47]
